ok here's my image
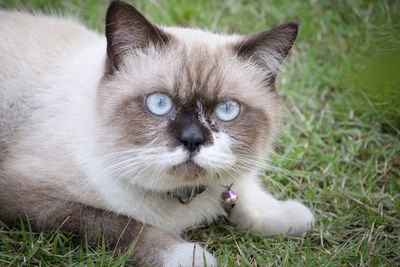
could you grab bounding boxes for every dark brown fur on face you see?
[101,42,277,174]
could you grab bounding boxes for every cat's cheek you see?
[194,131,235,169]
[161,242,217,267]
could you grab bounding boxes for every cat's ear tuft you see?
[105,1,171,73]
[234,22,298,75]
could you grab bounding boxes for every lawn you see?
[0,0,399,266]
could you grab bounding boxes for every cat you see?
[0,1,314,266]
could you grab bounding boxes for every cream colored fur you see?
[0,8,313,266]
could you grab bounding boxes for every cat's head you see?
[98,1,298,192]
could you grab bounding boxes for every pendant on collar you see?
[221,183,237,204]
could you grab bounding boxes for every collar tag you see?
[167,185,206,205]
[221,183,237,213]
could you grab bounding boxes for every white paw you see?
[162,242,217,267]
[279,200,314,236]
[233,200,314,236]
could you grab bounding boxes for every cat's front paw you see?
[162,242,217,267]
[250,200,314,236]
[279,200,314,236]
[231,199,314,237]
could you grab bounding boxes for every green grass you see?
[1,0,399,266]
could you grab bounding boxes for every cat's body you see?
[0,2,314,266]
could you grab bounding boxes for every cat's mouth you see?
[169,160,206,179]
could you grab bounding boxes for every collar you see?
[167,185,206,204]
[163,183,237,207]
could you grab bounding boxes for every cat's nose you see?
[179,123,205,152]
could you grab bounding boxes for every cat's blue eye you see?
[214,100,241,122]
[146,93,173,116]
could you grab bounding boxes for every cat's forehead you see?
[171,47,266,110]
[164,26,240,46]
[118,29,275,111]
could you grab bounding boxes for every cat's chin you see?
[169,160,206,180]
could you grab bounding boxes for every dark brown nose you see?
[179,123,205,152]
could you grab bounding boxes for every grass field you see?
[1,0,399,266]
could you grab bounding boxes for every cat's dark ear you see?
[105,1,171,73]
[234,22,298,76]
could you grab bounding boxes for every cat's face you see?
[97,1,297,192]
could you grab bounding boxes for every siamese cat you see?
[0,1,314,266]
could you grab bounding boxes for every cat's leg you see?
[64,204,217,267]
[228,175,314,236]
[0,189,216,266]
